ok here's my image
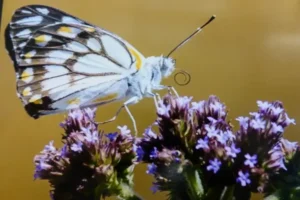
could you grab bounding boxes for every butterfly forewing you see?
[5,5,145,118]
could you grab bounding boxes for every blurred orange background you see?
[1,0,300,199]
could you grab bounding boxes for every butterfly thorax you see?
[126,56,176,99]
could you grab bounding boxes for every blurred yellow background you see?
[1,0,300,199]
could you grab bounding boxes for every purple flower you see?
[216,132,228,145]
[117,125,131,136]
[225,144,241,158]
[82,128,98,143]
[84,107,96,120]
[191,101,205,113]
[42,141,56,153]
[249,112,260,119]
[236,117,249,129]
[284,113,296,126]
[207,158,222,174]
[205,125,219,138]
[106,132,118,142]
[257,101,271,111]
[36,159,52,171]
[176,96,193,108]
[280,138,298,159]
[207,117,218,124]
[150,147,158,160]
[271,106,283,116]
[244,154,257,168]
[138,94,300,196]
[210,101,226,117]
[143,127,157,140]
[196,137,209,150]
[146,163,157,175]
[266,146,287,170]
[157,100,171,116]
[222,130,235,141]
[34,107,138,199]
[34,158,52,179]
[134,145,145,162]
[60,145,68,157]
[69,109,84,120]
[271,122,284,134]
[236,171,251,187]
[250,118,265,130]
[71,142,83,152]
[151,184,159,193]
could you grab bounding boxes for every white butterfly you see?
[5,4,215,134]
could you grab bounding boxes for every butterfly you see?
[5,4,215,134]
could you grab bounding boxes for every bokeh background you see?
[1,0,300,199]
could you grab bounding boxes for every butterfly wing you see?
[5,4,145,119]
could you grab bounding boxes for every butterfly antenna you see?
[167,15,216,57]
[174,69,191,86]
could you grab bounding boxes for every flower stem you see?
[264,192,281,200]
[203,185,234,200]
[204,185,225,200]
[118,182,143,200]
[220,186,235,200]
[183,167,204,199]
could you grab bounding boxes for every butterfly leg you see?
[167,86,179,97]
[155,93,162,102]
[154,85,179,97]
[147,92,160,109]
[97,96,140,136]
[150,85,179,111]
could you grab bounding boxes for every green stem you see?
[204,185,225,200]
[183,167,204,199]
[264,192,281,200]
[118,182,143,200]
[220,186,235,200]
[203,185,235,200]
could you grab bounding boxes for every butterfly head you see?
[144,56,176,85]
[161,56,176,77]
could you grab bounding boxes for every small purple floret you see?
[236,171,251,186]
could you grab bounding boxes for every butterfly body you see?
[5,4,176,120]
[127,56,175,98]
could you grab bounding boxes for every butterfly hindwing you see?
[5,4,145,118]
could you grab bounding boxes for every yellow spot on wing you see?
[128,47,142,70]
[21,71,30,78]
[93,93,118,103]
[29,94,43,104]
[67,98,81,105]
[35,35,47,43]
[22,87,32,96]
[84,27,95,32]
[58,26,72,33]
[24,51,34,58]
[21,69,33,82]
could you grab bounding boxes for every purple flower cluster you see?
[234,100,296,192]
[32,95,300,200]
[34,108,138,200]
[136,94,297,198]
